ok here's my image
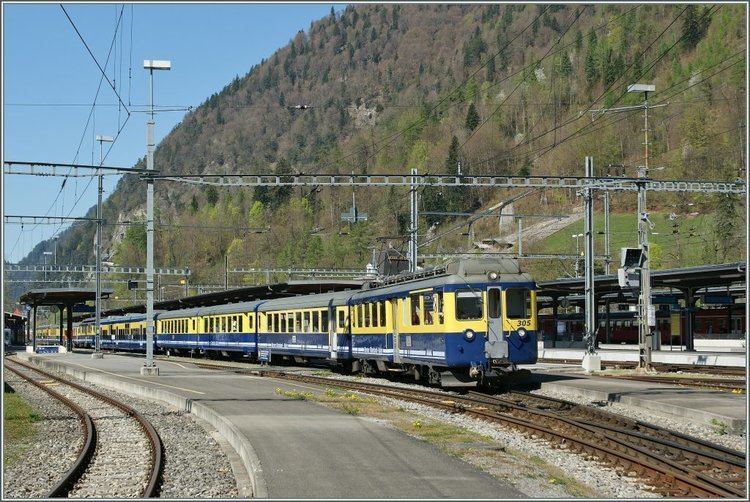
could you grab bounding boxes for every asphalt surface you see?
[15,352,523,498]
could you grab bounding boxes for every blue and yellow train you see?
[70,259,538,386]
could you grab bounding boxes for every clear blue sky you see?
[3,2,343,263]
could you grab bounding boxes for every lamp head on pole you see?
[143,59,171,71]
[627,83,655,93]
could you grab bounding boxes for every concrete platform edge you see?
[540,381,746,434]
[22,355,268,498]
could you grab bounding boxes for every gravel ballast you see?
[5,362,239,499]
[531,386,747,453]
[3,369,83,498]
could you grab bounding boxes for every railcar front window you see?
[506,289,532,319]
[456,291,483,320]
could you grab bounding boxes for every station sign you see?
[701,295,733,305]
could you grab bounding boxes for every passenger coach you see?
[70,258,538,387]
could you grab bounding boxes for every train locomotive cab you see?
[439,259,537,387]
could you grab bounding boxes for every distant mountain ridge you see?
[7,3,745,308]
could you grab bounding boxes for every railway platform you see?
[537,345,746,367]
[522,363,747,433]
[13,351,523,499]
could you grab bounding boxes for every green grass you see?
[3,391,42,467]
[531,211,733,270]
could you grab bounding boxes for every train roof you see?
[350,259,535,302]
[257,290,354,311]
[157,300,266,319]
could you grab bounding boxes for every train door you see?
[328,301,337,359]
[392,299,401,363]
[486,287,508,360]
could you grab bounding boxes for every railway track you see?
[5,359,163,498]
[595,374,746,392]
[537,358,746,376]
[251,369,746,498]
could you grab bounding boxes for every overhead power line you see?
[60,4,130,114]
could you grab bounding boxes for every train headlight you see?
[463,329,476,342]
[488,271,499,280]
[517,328,527,338]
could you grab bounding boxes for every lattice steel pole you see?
[583,157,598,365]
[409,167,418,273]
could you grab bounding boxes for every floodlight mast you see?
[93,134,114,359]
[142,59,171,375]
[629,83,657,370]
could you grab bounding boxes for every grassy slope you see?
[532,211,737,271]
[2,391,41,467]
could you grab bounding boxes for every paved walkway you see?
[14,351,522,499]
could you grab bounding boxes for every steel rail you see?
[501,391,746,463]
[253,370,744,497]
[4,361,97,498]
[594,374,746,392]
[476,390,746,493]
[9,358,163,498]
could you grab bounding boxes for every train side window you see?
[409,294,421,325]
[488,289,501,319]
[303,312,311,332]
[435,292,444,324]
[379,302,386,327]
[505,289,532,319]
[364,303,371,328]
[424,294,434,325]
[456,291,483,320]
[312,311,319,332]
[338,310,345,329]
[322,311,329,332]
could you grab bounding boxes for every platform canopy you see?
[538,262,746,300]
[102,279,365,316]
[20,287,113,307]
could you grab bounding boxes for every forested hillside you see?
[8,3,746,306]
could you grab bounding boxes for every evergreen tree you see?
[486,55,496,81]
[465,103,480,130]
[205,186,219,206]
[574,29,583,51]
[681,5,711,50]
[518,156,532,176]
[716,194,738,261]
[558,52,572,76]
[445,136,465,213]
[189,194,198,213]
[584,48,598,84]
